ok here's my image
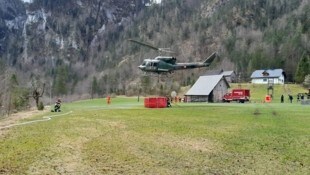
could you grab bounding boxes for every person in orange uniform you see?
[107,96,111,105]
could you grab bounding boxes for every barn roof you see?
[185,75,229,96]
[250,69,284,78]
[222,71,235,76]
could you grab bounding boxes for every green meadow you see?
[0,84,309,174]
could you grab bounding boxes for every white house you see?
[250,69,285,84]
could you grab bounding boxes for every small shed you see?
[250,69,285,84]
[221,71,237,83]
[204,70,236,83]
[185,75,230,102]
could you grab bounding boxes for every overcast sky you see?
[21,0,33,3]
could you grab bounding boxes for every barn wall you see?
[186,96,208,102]
[213,79,229,102]
[230,72,237,83]
[224,76,232,83]
[224,73,236,83]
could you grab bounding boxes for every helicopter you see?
[128,39,217,74]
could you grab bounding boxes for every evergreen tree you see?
[2,73,30,113]
[91,76,98,99]
[303,74,310,88]
[54,66,68,95]
[295,52,310,83]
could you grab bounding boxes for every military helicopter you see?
[128,39,217,74]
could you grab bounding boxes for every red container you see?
[144,97,167,108]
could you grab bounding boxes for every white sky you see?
[21,0,33,3]
[153,0,162,4]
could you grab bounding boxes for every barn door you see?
[208,91,214,103]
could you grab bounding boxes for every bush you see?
[38,101,44,111]
[303,74,310,88]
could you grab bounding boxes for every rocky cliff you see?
[0,0,151,96]
[0,0,26,55]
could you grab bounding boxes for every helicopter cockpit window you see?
[145,62,151,66]
[142,61,147,66]
[152,62,158,67]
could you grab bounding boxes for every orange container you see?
[265,95,271,103]
[144,97,167,108]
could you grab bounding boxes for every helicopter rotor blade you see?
[128,39,159,51]
[159,48,175,54]
[129,39,176,54]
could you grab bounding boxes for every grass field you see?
[0,85,309,174]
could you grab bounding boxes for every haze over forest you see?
[0,0,309,113]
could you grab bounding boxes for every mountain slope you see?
[0,0,309,100]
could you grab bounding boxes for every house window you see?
[263,78,267,82]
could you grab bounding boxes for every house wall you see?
[251,75,285,84]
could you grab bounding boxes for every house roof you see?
[186,75,229,96]
[250,69,284,78]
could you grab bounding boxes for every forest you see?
[0,0,309,116]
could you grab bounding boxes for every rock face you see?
[0,0,26,21]
[0,0,150,95]
[0,0,146,58]
[0,0,27,54]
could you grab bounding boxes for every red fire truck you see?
[222,89,250,103]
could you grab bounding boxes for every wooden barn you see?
[185,75,230,102]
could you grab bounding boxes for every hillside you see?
[0,0,309,113]
[229,83,308,103]
[0,98,309,174]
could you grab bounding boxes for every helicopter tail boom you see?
[203,52,217,65]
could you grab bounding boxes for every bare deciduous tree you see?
[29,77,45,110]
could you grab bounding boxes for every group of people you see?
[281,94,306,103]
[296,93,306,102]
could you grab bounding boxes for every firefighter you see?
[52,98,62,112]
[288,95,293,103]
[281,94,284,103]
[166,97,171,107]
[107,96,111,105]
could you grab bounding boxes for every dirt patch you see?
[0,107,50,137]
[272,111,277,116]
[253,108,261,116]
[158,135,220,153]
